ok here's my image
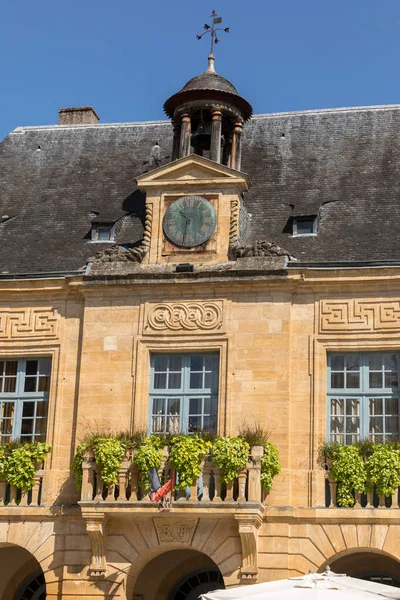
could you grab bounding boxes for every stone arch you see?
[0,543,46,600]
[108,516,242,595]
[326,549,400,586]
[288,522,400,575]
[128,548,224,600]
[0,520,63,598]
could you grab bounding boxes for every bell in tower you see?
[163,13,252,170]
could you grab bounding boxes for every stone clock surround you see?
[135,154,250,265]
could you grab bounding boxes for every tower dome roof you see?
[163,55,252,121]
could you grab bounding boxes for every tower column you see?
[172,120,181,160]
[230,119,243,171]
[210,109,222,163]
[179,113,191,158]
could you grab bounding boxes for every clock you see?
[163,196,217,248]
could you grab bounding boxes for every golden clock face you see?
[163,196,217,248]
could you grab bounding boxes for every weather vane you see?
[196,10,229,56]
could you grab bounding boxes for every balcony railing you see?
[80,446,265,505]
[0,464,44,507]
[325,466,400,509]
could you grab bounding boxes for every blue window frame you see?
[0,358,51,443]
[149,353,219,435]
[327,352,400,444]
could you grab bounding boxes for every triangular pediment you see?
[135,154,250,191]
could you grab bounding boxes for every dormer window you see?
[292,216,317,236]
[91,224,115,242]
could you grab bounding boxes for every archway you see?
[0,544,46,600]
[131,549,224,600]
[328,551,400,587]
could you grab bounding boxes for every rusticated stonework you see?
[319,299,400,333]
[0,308,59,339]
[153,518,198,544]
[144,301,224,334]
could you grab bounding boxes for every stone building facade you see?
[1,54,400,599]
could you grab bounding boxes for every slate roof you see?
[2,104,400,274]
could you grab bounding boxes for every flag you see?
[153,474,174,502]
[213,17,222,24]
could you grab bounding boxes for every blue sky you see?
[1,0,399,140]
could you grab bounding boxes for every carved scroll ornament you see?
[145,301,223,332]
[320,299,400,333]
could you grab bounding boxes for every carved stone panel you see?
[153,518,198,544]
[319,299,400,334]
[0,308,59,339]
[143,301,224,335]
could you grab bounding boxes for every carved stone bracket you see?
[84,512,107,579]
[235,512,263,582]
[231,239,292,260]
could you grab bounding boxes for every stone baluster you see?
[189,478,198,501]
[19,489,29,506]
[225,479,235,502]
[81,451,95,502]
[117,454,132,502]
[212,465,222,502]
[179,113,191,158]
[392,489,399,508]
[378,495,386,508]
[31,468,43,506]
[130,463,139,502]
[9,485,17,506]
[238,469,247,503]
[0,480,6,506]
[354,492,362,508]
[176,487,187,502]
[365,481,373,508]
[248,446,263,503]
[105,484,115,502]
[210,109,222,163]
[201,456,211,502]
[95,466,104,502]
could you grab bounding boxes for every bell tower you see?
[163,12,252,170]
[135,14,252,266]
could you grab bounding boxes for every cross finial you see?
[196,10,230,67]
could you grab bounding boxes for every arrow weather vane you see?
[196,10,230,56]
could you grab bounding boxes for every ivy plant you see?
[211,436,250,483]
[169,435,211,490]
[366,444,400,498]
[71,435,126,489]
[323,444,367,507]
[133,436,163,489]
[260,442,281,491]
[0,441,51,490]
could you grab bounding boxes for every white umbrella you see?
[200,570,400,600]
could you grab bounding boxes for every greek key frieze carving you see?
[0,308,59,339]
[144,301,223,333]
[320,300,400,333]
[153,518,198,544]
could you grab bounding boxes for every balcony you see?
[79,445,266,509]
